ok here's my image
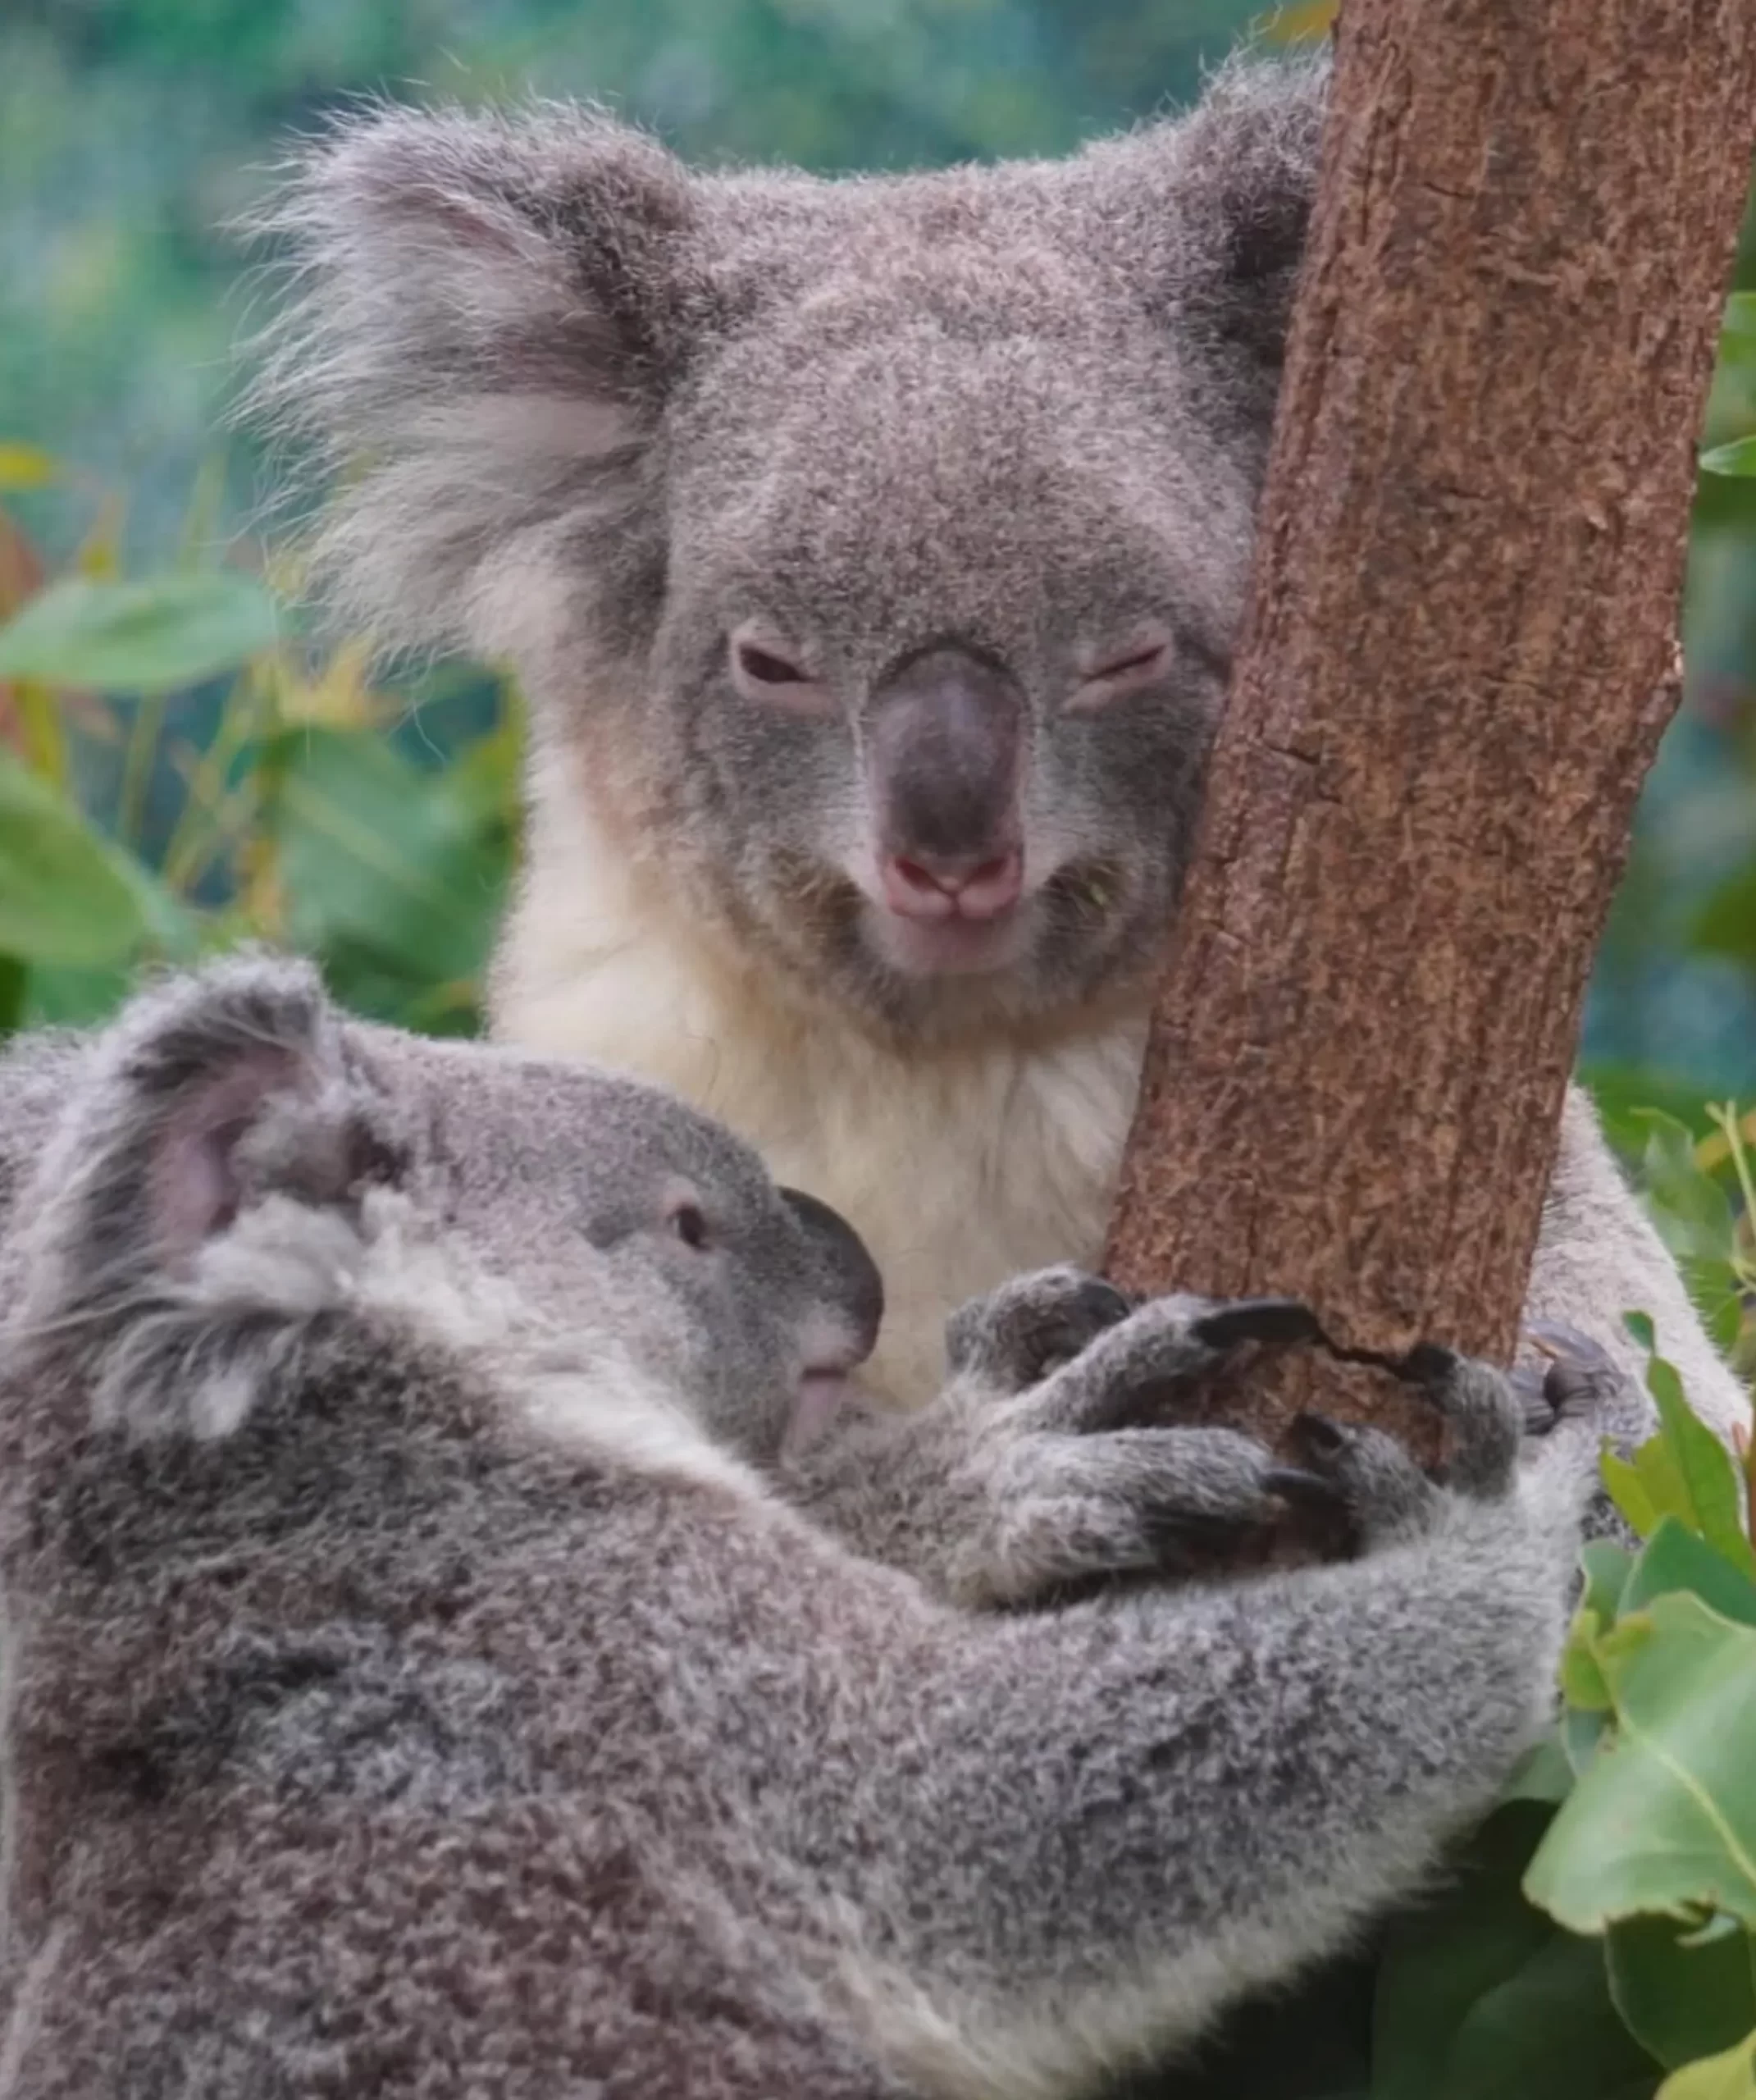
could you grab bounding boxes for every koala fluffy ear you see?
[248,102,702,655]
[15,956,390,1437]
[1079,52,1328,427]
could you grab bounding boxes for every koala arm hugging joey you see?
[0,959,1612,2100]
[250,53,1751,1458]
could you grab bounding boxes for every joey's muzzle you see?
[779,1186,884,1365]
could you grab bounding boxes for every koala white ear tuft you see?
[245,101,706,656]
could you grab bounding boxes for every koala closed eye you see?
[727,623,835,717]
[1067,628,1174,713]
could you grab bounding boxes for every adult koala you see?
[0,958,1611,2097]
[254,54,1745,1436]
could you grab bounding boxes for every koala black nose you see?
[778,1186,885,1360]
[865,646,1025,923]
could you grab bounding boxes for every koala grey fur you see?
[0,956,1612,2098]
[249,52,1752,1450]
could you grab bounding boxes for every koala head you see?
[255,57,1325,1043]
[2,956,883,1466]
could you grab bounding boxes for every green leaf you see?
[18,962,139,1030]
[1371,1806,1561,2100]
[1501,1730,1578,1808]
[267,727,509,1018]
[1621,1322,1754,1579]
[1584,1540,1639,1618]
[0,953,25,1036]
[0,573,281,694]
[1607,1915,1756,2071]
[1657,2031,1756,2100]
[1562,1605,1617,1712]
[1694,870,1756,968]
[1605,1449,1666,1541]
[0,748,147,966]
[1635,1115,1737,1267]
[1622,1521,1756,1632]
[1375,1803,1662,2100]
[1526,1594,1756,1933]
[1564,1701,1614,1778]
[1725,294,1756,341]
[1702,437,1756,478]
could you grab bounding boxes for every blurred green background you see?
[2,0,1756,1144]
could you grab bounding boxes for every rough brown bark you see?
[1105,0,1756,1467]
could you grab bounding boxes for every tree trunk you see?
[1104,0,1756,1469]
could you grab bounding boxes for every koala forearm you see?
[778,1401,965,1582]
[787,1522,1564,2084]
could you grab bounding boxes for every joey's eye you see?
[670,1203,711,1251]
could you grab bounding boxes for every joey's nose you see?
[866,646,1024,918]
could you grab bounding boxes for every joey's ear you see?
[247,101,703,653]
[1078,52,1327,425]
[27,956,384,1310]
[15,955,399,1439]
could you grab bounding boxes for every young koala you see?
[0,957,1610,2099]
[250,53,1749,1451]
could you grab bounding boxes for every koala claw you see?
[1261,1465,1347,1510]
[1189,1298,1322,1352]
[1525,1318,1616,1372]
[1288,1411,1349,1462]
[1399,1340,1462,1390]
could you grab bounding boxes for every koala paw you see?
[945,1267,1138,1390]
[937,1278,1333,1607]
[1277,1332,1614,1554]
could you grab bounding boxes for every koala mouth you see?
[866,903,1033,979]
[862,857,1126,982]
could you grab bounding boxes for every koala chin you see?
[252,56,1751,1435]
[0,956,1621,2098]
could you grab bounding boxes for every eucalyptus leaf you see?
[1501,1730,1577,1809]
[1622,1321,1753,1577]
[1607,1915,1756,2070]
[1636,1114,1737,1266]
[0,573,281,694]
[268,726,509,1018]
[1526,1594,1756,1933]
[1702,437,1756,478]
[1656,2032,1756,2100]
[1583,1541,1639,1620]
[0,750,147,966]
[1621,1521,1756,1631]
